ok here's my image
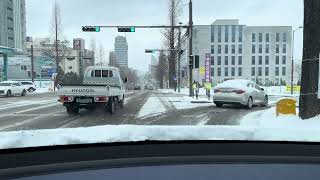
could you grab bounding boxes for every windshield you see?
[0,83,12,86]
[0,0,315,149]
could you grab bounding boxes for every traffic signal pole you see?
[188,0,193,97]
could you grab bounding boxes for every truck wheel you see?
[119,96,124,109]
[107,98,115,114]
[66,104,79,115]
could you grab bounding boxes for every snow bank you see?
[3,123,320,149]
[30,88,51,94]
[263,86,299,97]
[158,88,214,96]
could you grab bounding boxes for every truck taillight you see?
[60,96,73,102]
[94,96,108,102]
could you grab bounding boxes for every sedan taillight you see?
[232,90,245,94]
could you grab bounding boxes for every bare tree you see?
[42,1,70,89]
[90,38,96,64]
[99,44,105,65]
[299,0,320,119]
[156,51,169,88]
[162,0,183,89]
[295,63,302,83]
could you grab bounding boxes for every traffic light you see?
[145,49,156,53]
[82,26,100,32]
[194,55,199,68]
[118,27,135,32]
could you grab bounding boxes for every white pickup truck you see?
[57,66,127,114]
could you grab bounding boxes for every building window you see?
[232,56,235,65]
[232,25,236,42]
[252,33,256,42]
[259,44,262,53]
[276,56,279,64]
[231,67,235,76]
[211,25,215,42]
[282,44,286,53]
[211,45,214,54]
[266,33,270,42]
[211,56,214,65]
[218,68,221,76]
[276,44,279,53]
[259,33,263,42]
[21,65,27,71]
[225,67,228,76]
[276,33,280,42]
[218,26,221,42]
[239,45,242,54]
[252,67,255,76]
[239,26,243,42]
[252,45,255,53]
[266,44,269,53]
[218,56,221,65]
[275,67,279,76]
[69,66,73,70]
[225,56,228,65]
[259,56,262,65]
[225,45,228,53]
[231,45,235,54]
[252,56,255,65]
[211,68,214,76]
[258,67,262,76]
[282,56,286,64]
[282,67,286,76]
[265,56,269,65]
[238,56,242,65]
[218,45,221,54]
[283,33,287,42]
[238,67,242,76]
[265,67,269,76]
[225,25,229,42]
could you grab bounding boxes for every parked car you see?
[20,81,37,92]
[212,79,268,109]
[0,81,27,97]
[134,85,141,90]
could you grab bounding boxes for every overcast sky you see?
[26,0,304,72]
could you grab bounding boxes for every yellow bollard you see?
[276,98,296,116]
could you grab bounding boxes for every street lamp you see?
[177,22,183,93]
[291,26,303,95]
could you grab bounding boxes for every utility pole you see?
[31,45,34,83]
[54,6,59,91]
[188,0,193,97]
[177,26,182,93]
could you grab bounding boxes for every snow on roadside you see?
[29,88,51,94]
[137,97,166,118]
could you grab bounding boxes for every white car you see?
[0,81,27,97]
[213,79,268,109]
[20,81,37,92]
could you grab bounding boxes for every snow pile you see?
[30,88,51,94]
[263,86,299,97]
[241,107,320,141]
[158,88,214,96]
[3,122,320,149]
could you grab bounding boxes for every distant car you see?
[212,79,268,109]
[20,81,36,92]
[134,85,141,90]
[0,81,27,97]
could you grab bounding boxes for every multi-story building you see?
[114,36,128,71]
[192,19,292,86]
[108,51,116,66]
[0,0,26,50]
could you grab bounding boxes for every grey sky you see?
[26,0,304,72]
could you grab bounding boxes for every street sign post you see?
[205,53,211,100]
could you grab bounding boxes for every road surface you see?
[0,90,277,132]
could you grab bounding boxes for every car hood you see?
[0,86,10,91]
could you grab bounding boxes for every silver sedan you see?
[212,79,268,109]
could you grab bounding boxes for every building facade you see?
[192,19,292,86]
[109,51,116,66]
[114,36,128,70]
[0,0,26,50]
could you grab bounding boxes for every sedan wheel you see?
[6,90,11,97]
[21,90,26,96]
[262,96,268,107]
[246,97,253,109]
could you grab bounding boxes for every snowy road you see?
[0,90,277,132]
